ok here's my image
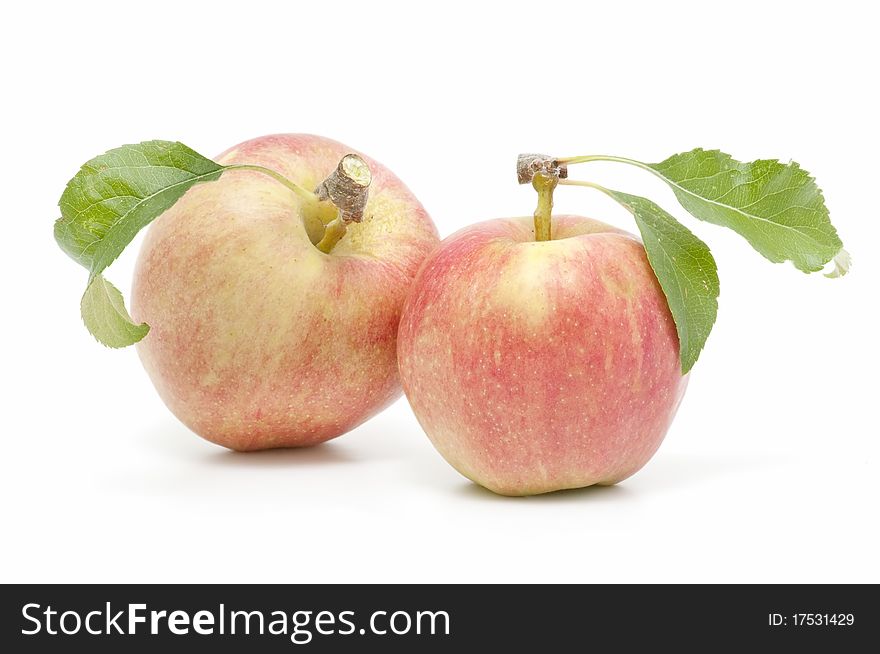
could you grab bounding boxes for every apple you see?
[132,134,439,450]
[397,215,688,495]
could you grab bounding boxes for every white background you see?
[2,1,878,583]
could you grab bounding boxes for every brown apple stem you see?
[516,154,567,242]
[314,154,372,253]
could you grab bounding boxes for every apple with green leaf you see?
[55,134,439,450]
[397,151,849,495]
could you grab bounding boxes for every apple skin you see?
[397,215,688,495]
[132,134,439,451]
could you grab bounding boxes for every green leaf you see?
[54,140,224,347]
[647,149,847,275]
[80,274,149,348]
[55,140,224,275]
[604,189,720,374]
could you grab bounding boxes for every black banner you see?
[1,584,875,651]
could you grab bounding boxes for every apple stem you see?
[532,172,557,241]
[315,217,348,253]
[517,154,567,242]
[314,154,372,254]
[227,155,371,255]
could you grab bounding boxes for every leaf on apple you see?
[54,141,224,347]
[603,190,720,375]
[55,141,224,275]
[80,274,150,348]
[647,149,848,276]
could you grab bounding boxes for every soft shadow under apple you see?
[205,442,358,468]
[138,418,359,467]
[455,480,633,503]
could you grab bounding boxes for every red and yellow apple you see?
[397,215,687,495]
[132,134,439,450]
